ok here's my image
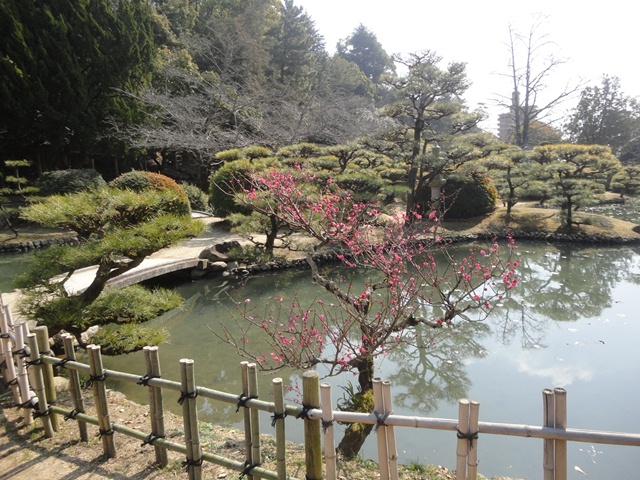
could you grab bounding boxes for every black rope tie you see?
[12,348,27,357]
[295,404,318,420]
[141,433,165,447]
[0,333,11,339]
[64,409,82,421]
[239,461,257,478]
[97,428,114,439]
[16,397,37,409]
[137,374,160,387]
[5,378,18,387]
[182,457,203,471]
[321,419,334,433]
[373,410,392,432]
[177,390,198,405]
[56,358,71,368]
[84,373,107,389]
[235,393,258,413]
[32,408,51,419]
[270,412,287,427]
[457,428,479,449]
[25,358,43,368]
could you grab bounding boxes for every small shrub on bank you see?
[36,169,106,196]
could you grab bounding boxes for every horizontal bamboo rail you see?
[37,353,640,449]
[4,347,637,480]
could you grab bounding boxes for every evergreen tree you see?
[565,75,640,157]
[337,24,394,84]
[0,0,155,163]
[268,0,325,86]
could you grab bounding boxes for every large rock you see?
[199,245,230,262]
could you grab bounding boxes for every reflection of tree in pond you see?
[489,294,549,350]
[384,321,490,412]
[512,245,633,322]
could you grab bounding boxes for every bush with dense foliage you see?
[35,169,106,196]
[418,173,497,219]
[181,183,209,211]
[209,158,278,216]
[108,171,191,216]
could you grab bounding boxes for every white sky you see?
[295,0,640,132]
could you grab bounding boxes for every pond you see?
[100,241,640,480]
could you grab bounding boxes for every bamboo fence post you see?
[373,378,390,480]
[179,358,202,480]
[87,344,116,458]
[302,370,322,480]
[0,305,7,385]
[15,322,34,425]
[467,401,480,480]
[272,378,287,480]
[320,382,337,480]
[248,363,262,468]
[62,334,88,441]
[0,308,21,405]
[35,326,58,431]
[554,388,567,480]
[456,399,470,480]
[240,361,254,479]
[382,381,399,480]
[144,346,168,466]
[26,333,54,438]
[543,389,555,480]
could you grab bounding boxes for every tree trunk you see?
[337,355,375,458]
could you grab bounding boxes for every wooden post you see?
[62,334,88,441]
[272,378,287,480]
[26,333,54,438]
[320,383,337,480]
[0,308,21,405]
[248,363,262,468]
[456,399,470,480]
[180,358,202,480]
[382,381,399,480]
[554,388,567,480]
[35,326,58,431]
[467,401,480,480]
[373,378,390,480]
[543,389,555,480]
[87,344,116,458]
[302,370,322,480]
[240,361,254,480]
[15,322,34,425]
[144,346,168,466]
[0,305,7,386]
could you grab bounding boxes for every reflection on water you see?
[101,243,640,480]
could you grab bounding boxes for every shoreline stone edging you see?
[219,230,640,279]
[0,235,78,253]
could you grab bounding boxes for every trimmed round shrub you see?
[36,169,106,196]
[215,148,244,163]
[181,183,209,211]
[440,173,498,219]
[208,159,254,217]
[109,171,190,216]
[243,145,272,160]
[333,172,385,202]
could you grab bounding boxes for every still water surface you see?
[102,242,640,480]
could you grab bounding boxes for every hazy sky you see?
[295,0,639,132]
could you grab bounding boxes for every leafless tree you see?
[496,17,583,149]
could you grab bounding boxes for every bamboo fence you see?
[1,304,640,479]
